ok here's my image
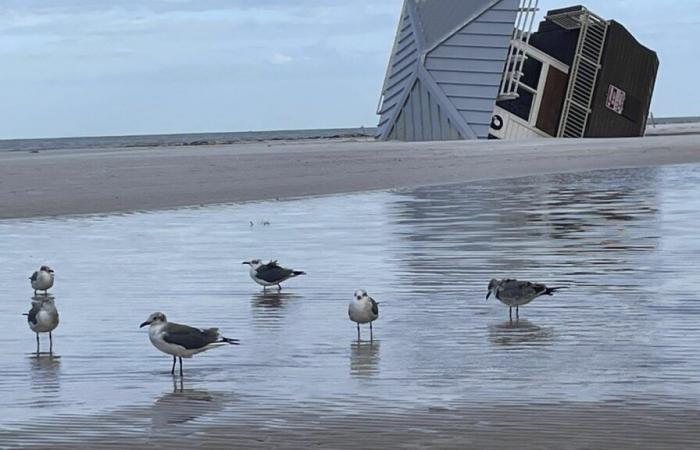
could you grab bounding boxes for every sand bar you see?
[1,134,699,219]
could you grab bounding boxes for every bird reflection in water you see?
[250,292,301,330]
[250,291,300,309]
[29,354,61,399]
[350,340,380,377]
[151,382,226,430]
[488,319,554,347]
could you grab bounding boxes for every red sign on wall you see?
[606,85,626,114]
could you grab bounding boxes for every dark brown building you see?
[490,5,659,139]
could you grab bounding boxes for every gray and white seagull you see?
[349,289,379,341]
[242,259,306,291]
[24,296,60,353]
[29,265,54,295]
[140,312,239,377]
[486,278,565,321]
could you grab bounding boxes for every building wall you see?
[377,0,519,141]
[586,21,659,137]
[423,0,518,138]
[489,106,551,139]
[376,4,420,136]
[388,78,464,141]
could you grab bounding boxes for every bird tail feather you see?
[545,286,566,295]
[220,337,240,345]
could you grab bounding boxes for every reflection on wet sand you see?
[2,165,700,447]
[29,354,61,399]
[151,384,226,429]
[251,291,300,309]
[390,167,661,294]
[250,292,301,330]
[350,340,380,377]
[488,319,553,347]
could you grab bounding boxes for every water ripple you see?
[2,164,700,446]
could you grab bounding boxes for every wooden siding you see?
[389,78,463,141]
[377,0,519,141]
[423,0,518,138]
[413,0,486,49]
[376,7,420,136]
[585,21,659,137]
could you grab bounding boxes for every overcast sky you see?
[0,0,695,139]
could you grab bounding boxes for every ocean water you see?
[0,127,376,153]
[1,164,700,446]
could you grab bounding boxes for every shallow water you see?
[2,165,700,446]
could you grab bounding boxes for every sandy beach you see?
[1,134,699,219]
[3,138,700,448]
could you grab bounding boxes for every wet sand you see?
[1,134,699,219]
[6,399,700,449]
[4,165,700,448]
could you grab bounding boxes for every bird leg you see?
[263,286,267,292]
[509,307,512,322]
[36,333,40,354]
[357,323,360,341]
[49,331,53,354]
[370,322,373,341]
[277,284,282,291]
[33,289,37,295]
[179,357,183,377]
[171,356,176,375]
[516,306,519,320]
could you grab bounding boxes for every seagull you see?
[139,312,239,377]
[242,259,306,291]
[24,296,59,353]
[348,289,379,341]
[486,278,565,321]
[29,266,54,295]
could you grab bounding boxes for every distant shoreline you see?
[1,133,699,220]
[0,115,698,152]
[0,127,377,153]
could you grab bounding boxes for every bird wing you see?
[370,297,379,316]
[30,271,38,282]
[26,303,41,324]
[262,260,280,269]
[498,280,548,302]
[256,263,293,283]
[162,323,220,350]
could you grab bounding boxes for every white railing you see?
[552,8,609,137]
[498,0,539,99]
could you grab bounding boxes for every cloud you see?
[269,53,293,65]
[0,0,694,138]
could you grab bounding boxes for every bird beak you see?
[242,261,250,265]
[139,321,151,328]
[486,292,491,300]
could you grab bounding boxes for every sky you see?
[0,0,696,139]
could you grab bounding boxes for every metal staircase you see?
[549,7,609,137]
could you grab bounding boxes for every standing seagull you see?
[29,266,54,295]
[24,297,59,353]
[348,289,379,341]
[140,312,239,377]
[242,259,306,291]
[486,278,564,321]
